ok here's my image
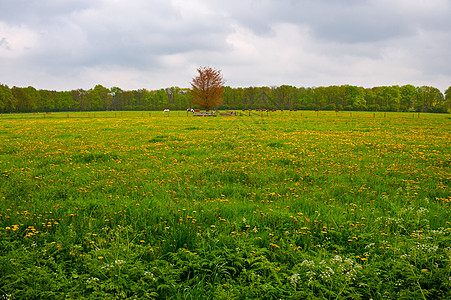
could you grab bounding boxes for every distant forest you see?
[1,83,450,113]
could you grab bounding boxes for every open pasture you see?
[0,111,450,299]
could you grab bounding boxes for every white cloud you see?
[0,22,39,58]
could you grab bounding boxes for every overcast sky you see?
[1,0,450,92]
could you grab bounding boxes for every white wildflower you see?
[417,207,429,214]
[331,255,343,263]
[412,243,438,253]
[86,277,99,284]
[300,260,315,268]
[365,243,375,249]
[144,271,156,281]
[290,273,300,285]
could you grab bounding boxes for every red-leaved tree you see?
[190,66,225,111]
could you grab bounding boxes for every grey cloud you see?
[0,0,94,25]
[0,0,450,91]
[12,0,230,71]
[211,0,450,43]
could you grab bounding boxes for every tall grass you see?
[0,111,450,299]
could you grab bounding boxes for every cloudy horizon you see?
[1,0,450,92]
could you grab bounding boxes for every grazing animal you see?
[186,108,195,113]
[163,109,170,114]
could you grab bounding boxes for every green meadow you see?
[0,111,450,299]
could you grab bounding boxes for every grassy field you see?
[0,111,450,299]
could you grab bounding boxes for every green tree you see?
[165,87,179,109]
[419,86,444,112]
[11,87,30,112]
[374,86,400,111]
[399,85,416,112]
[298,87,313,109]
[72,89,88,111]
[179,88,192,110]
[58,91,77,111]
[386,86,401,111]
[110,87,123,111]
[131,89,146,110]
[314,86,329,110]
[258,86,272,109]
[11,86,40,112]
[364,88,379,111]
[154,89,168,110]
[233,87,246,110]
[38,89,55,112]
[445,86,451,113]
[88,85,112,111]
[344,85,366,111]
[0,84,13,113]
[241,86,262,109]
[122,91,135,110]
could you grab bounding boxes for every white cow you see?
[163,109,170,114]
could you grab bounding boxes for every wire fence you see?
[0,110,432,120]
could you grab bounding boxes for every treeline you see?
[1,83,450,113]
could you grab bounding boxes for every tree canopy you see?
[190,66,225,111]
[0,83,449,113]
